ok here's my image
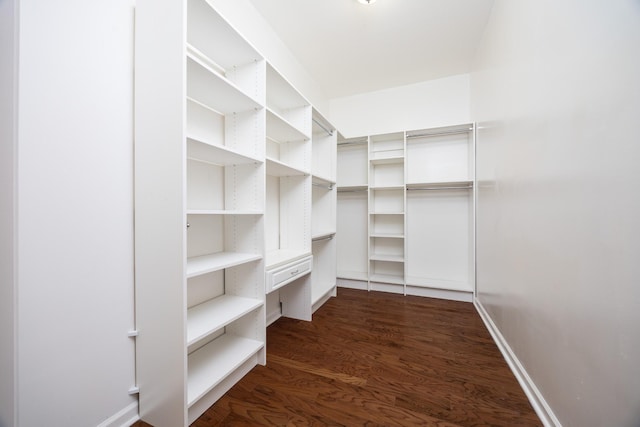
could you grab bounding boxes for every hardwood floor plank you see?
[134,288,541,426]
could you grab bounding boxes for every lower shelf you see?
[370,273,404,285]
[187,334,264,408]
[405,275,473,293]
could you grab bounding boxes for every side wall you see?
[16,1,137,425]
[472,1,640,426]
[328,74,470,137]
[0,0,17,425]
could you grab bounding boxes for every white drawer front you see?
[266,257,312,292]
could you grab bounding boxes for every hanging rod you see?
[406,128,473,140]
[312,234,334,242]
[312,118,334,137]
[337,187,368,193]
[338,137,368,146]
[407,185,472,191]
[312,181,334,190]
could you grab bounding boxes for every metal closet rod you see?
[312,182,334,190]
[406,128,472,140]
[312,118,334,137]
[407,185,472,191]
[337,187,368,193]
[312,234,334,242]
[338,138,368,146]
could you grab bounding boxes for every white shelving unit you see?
[135,0,266,425]
[311,110,338,311]
[264,63,313,321]
[405,124,475,301]
[336,124,475,301]
[336,136,369,286]
[368,132,406,293]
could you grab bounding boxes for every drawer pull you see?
[290,269,299,275]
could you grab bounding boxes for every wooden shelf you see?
[370,156,404,165]
[187,137,262,166]
[187,295,263,347]
[186,252,262,278]
[312,174,335,187]
[370,211,404,215]
[186,52,262,115]
[312,231,336,241]
[187,335,264,407]
[370,185,404,190]
[337,185,368,193]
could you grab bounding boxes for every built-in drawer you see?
[266,256,312,293]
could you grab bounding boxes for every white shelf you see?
[187,334,264,407]
[266,108,309,143]
[370,254,404,263]
[370,156,404,165]
[266,249,312,270]
[187,295,263,347]
[371,185,404,190]
[370,232,404,239]
[266,157,308,177]
[370,211,404,215]
[186,52,262,114]
[312,174,336,187]
[266,64,308,113]
[337,270,369,282]
[337,185,368,192]
[186,209,262,216]
[186,252,262,278]
[370,273,405,285]
[187,0,262,72]
[187,137,262,166]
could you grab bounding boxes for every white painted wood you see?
[266,249,312,270]
[311,237,337,305]
[266,157,308,177]
[336,190,369,281]
[267,108,309,143]
[406,130,472,184]
[187,295,263,346]
[187,335,264,406]
[187,253,262,278]
[187,138,262,166]
[186,53,262,114]
[265,255,312,292]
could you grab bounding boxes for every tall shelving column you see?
[336,136,370,289]
[368,132,406,293]
[264,64,313,321]
[135,1,266,425]
[311,109,338,311]
[405,123,475,302]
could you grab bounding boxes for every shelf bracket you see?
[127,330,138,337]
[128,386,140,395]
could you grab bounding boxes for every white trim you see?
[266,307,281,326]
[97,401,139,427]
[474,298,562,427]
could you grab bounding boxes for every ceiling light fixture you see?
[357,0,377,4]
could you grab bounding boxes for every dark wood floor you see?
[135,288,541,426]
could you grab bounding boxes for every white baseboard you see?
[97,401,139,427]
[474,298,561,427]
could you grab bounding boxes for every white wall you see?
[329,74,470,137]
[472,1,640,426]
[208,0,330,115]
[13,0,138,425]
[0,0,17,425]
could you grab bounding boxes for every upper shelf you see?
[186,51,262,115]
[266,158,309,177]
[187,0,262,72]
[406,181,473,191]
[266,109,310,143]
[266,64,308,114]
[187,137,262,166]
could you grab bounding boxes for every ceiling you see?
[247,0,495,99]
